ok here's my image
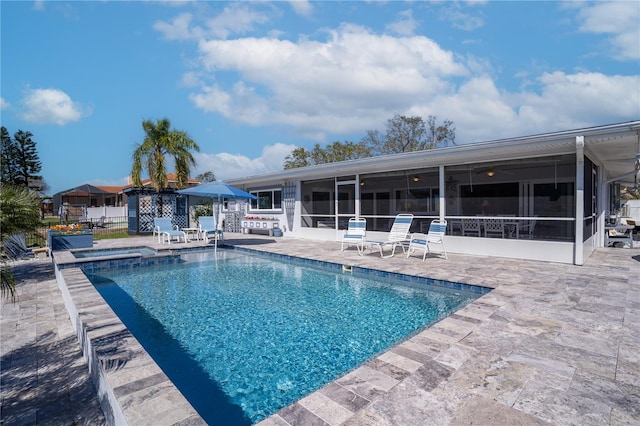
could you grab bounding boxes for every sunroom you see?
[227,121,640,265]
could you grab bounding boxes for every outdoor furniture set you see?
[153,216,224,244]
[341,214,448,261]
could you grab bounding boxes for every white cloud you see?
[154,12,200,41]
[386,9,420,36]
[439,3,485,31]
[192,24,468,138]
[288,0,313,17]
[577,2,640,60]
[193,142,296,180]
[0,97,10,109]
[163,4,639,148]
[516,72,640,131]
[20,88,89,125]
[429,71,640,142]
[154,4,270,41]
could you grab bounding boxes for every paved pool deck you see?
[1,235,638,425]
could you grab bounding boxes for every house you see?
[226,121,640,265]
[53,174,201,222]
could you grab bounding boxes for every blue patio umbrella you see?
[177,181,256,250]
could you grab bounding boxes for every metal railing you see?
[26,216,130,247]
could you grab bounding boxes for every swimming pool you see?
[87,249,485,424]
[72,246,157,258]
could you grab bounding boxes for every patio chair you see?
[360,214,413,258]
[153,217,186,244]
[518,218,537,239]
[341,218,367,252]
[461,218,481,237]
[2,233,34,260]
[406,220,448,261]
[483,218,505,238]
[198,216,224,243]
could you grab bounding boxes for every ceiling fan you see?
[473,166,515,177]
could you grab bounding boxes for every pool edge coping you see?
[53,261,206,425]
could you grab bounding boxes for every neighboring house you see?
[53,174,201,220]
[226,121,640,265]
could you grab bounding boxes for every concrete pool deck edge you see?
[53,257,205,425]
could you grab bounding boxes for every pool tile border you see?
[228,245,491,296]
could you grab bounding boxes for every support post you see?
[575,136,585,265]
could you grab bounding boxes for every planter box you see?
[48,231,93,250]
[241,218,279,236]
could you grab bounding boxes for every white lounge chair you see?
[198,216,224,243]
[406,220,448,261]
[153,218,186,244]
[360,214,413,258]
[341,218,367,252]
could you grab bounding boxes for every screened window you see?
[250,189,282,211]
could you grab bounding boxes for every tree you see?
[196,171,216,183]
[426,116,456,149]
[1,127,19,185]
[312,141,371,164]
[1,127,44,193]
[131,118,200,191]
[362,114,456,155]
[284,147,312,169]
[0,184,42,300]
[283,115,456,169]
[284,141,372,169]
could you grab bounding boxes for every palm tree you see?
[1,184,42,300]
[131,118,200,191]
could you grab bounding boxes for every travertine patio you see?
[1,235,638,425]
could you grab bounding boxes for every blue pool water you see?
[88,249,483,424]
[72,246,157,258]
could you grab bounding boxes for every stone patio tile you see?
[505,353,576,379]
[347,365,400,392]
[616,342,640,387]
[376,351,423,373]
[513,376,612,426]
[405,334,450,357]
[298,391,353,426]
[390,343,436,365]
[519,337,618,380]
[568,370,640,419]
[349,381,456,426]
[552,327,620,358]
[256,414,291,426]
[318,382,370,413]
[450,395,551,426]
[434,344,477,370]
[335,372,386,401]
[277,403,328,426]
[417,328,461,344]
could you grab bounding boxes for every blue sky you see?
[2,1,639,196]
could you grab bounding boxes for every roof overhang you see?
[228,121,640,187]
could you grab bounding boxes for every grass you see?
[94,232,136,240]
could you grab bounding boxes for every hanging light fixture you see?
[486,169,495,177]
[412,176,420,182]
